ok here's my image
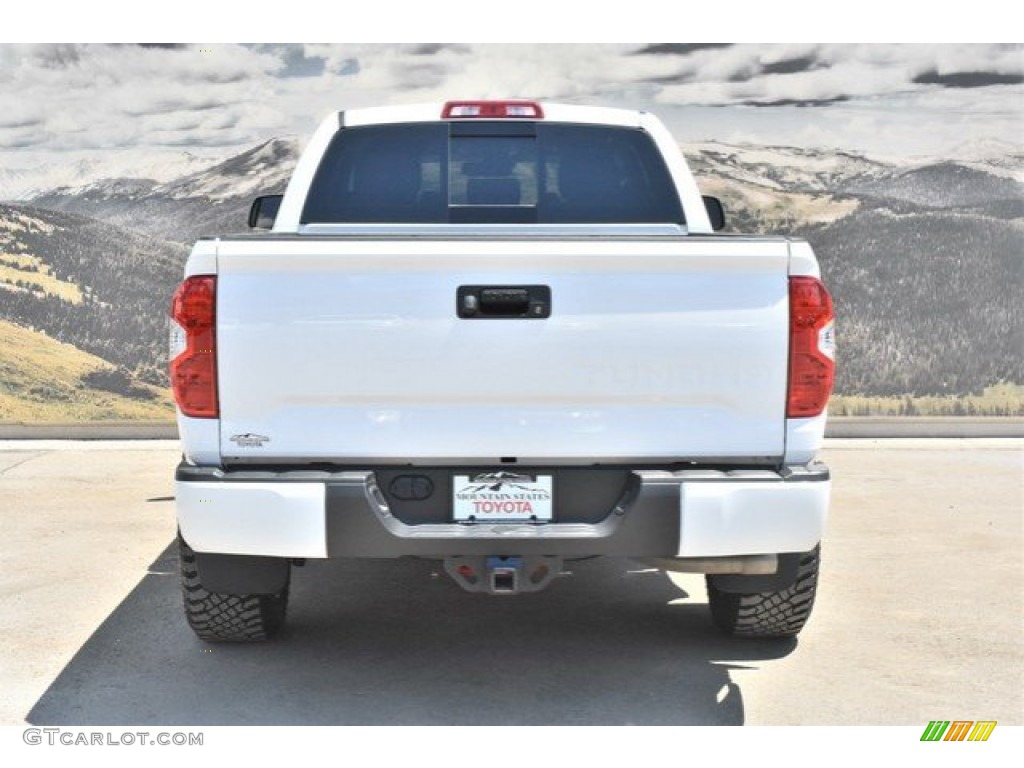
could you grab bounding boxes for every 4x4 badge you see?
[230,433,270,448]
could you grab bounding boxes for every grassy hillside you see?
[800,206,1024,395]
[0,320,174,421]
[0,203,187,385]
[688,144,1023,399]
[832,383,1024,417]
[698,175,860,232]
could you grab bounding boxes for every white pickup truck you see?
[170,100,835,642]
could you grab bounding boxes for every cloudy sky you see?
[0,43,1021,177]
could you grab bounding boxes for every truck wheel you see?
[178,537,289,642]
[705,546,820,638]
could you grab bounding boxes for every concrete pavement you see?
[0,439,1020,725]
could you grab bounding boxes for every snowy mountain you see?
[683,141,1024,232]
[29,137,302,243]
[943,139,1024,181]
[683,141,893,193]
[0,149,225,202]
[845,162,1024,214]
[156,137,300,200]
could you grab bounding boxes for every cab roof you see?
[341,101,645,129]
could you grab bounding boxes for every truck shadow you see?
[28,543,797,725]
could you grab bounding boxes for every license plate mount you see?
[452,471,554,522]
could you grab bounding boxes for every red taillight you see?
[787,276,835,418]
[169,275,218,418]
[442,100,544,119]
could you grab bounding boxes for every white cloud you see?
[0,44,286,153]
[652,44,1023,106]
[0,43,1020,168]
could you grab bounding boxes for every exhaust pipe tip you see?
[643,554,779,575]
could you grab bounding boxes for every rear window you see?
[301,122,684,225]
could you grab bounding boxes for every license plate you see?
[453,472,553,522]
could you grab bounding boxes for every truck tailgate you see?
[215,237,791,462]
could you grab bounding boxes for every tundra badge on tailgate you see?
[230,433,270,448]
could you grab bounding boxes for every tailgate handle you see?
[457,285,551,319]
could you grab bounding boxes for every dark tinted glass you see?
[302,123,447,224]
[301,122,683,224]
[536,124,683,224]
